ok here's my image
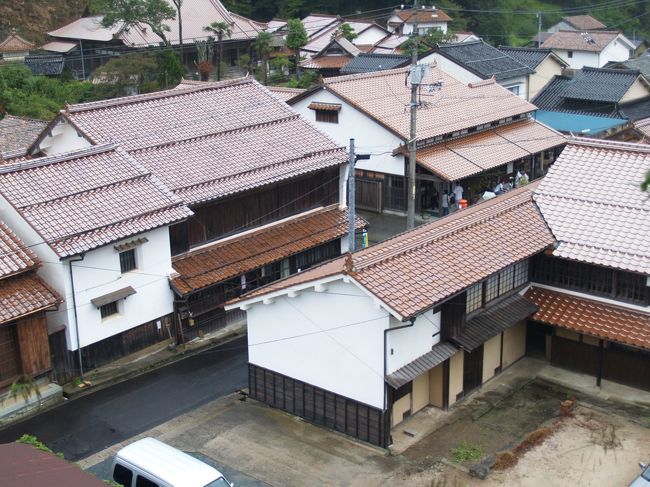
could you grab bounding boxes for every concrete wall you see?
[502,321,526,369]
[412,371,430,413]
[429,362,444,408]
[529,55,564,100]
[246,278,390,409]
[482,334,502,383]
[448,351,464,406]
[290,89,406,176]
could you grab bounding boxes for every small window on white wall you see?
[567,51,573,58]
[506,85,520,96]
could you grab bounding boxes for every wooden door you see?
[463,345,484,394]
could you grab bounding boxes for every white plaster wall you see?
[621,78,650,103]
[246,279,390,409]
[386,309,441,374]
[38,118,92,156]
[403,22,449,35]
[420,52,482,84]
[600,38,632,66]
[502,75,528,100]
[552,49,600,69]
[64,226,175,349]
[291,90,406,176]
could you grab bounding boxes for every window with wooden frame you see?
[513,260,529,287]
[315,109,339,123]
[119,248,137,273]
[466,283,483,314]
[484,274,500,303]
[100,301,119,319]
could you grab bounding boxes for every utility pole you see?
[348,138,356,253]
[79,38,86,80]
[406,0,419,230]
[537,13,542,48]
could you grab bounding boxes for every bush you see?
[16,434,64,458]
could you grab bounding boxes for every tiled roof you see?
[266,86,306,102]
[526,287,650,350]
[498,46,563,69]
[171,205,365,295]
[302,55,353,70]
[0,32,34,52]
[238,184,555,319]
[532,68,645,115]
[49,78,346,206]
[340,53,410,75]
[41,40,77,53]
[617,96,650,122]
[0,144,192,258]
[561,15,607,31]
[437,41,533,81]
[453,294,538,351]
[613,57,650,79]
[392,8,453,23]
[386,341,458,388]
[0,272,61,325]
[564,67,642,103]
[24,55,65,76]
[542,31,621,52]
[0,221,38,279]
[0,115,47,156]
[634,116,650,138]
[322,66,536,143]
[534,138,650,273]
[48,1,264,46]
[416,119,565,181]
[372,34,409,54]
[301,19,384,54]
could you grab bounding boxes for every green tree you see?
[642,170,650,192]
[93,0,176,45]
[254,31,274,85]
[222,0,253,17]
[339,23,357,42]
[278,0,305,20]
[89,53,159,99]
[203,21,232,81]
[157,49,185,88]
[400,29,458,56]
[285,18,308,79]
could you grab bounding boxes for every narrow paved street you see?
[0,336,248,461]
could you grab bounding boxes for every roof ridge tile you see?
[0,143,119,174]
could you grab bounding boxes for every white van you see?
[111,437,233,487]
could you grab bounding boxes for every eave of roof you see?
[0,272,61,325]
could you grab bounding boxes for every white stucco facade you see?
[0,191,175,351]
[551,36,633,69]
[291,89,406,176]
[37,117,92,155]
[385,308,441,374]
[244,278,391,409]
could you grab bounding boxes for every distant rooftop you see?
[559,15,607,31]
[498,46,566,69]
[340,53,410,75]
[542,30,624,52]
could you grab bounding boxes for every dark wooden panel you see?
[603,344,650,391]
[550,335,599,376]
[356,179,382,212]
[48,329,77,385]
[248,363,389,447]
[441,292,467,341]
[15,314,51,376]
[463,345,484,394]
[0,323,20,387]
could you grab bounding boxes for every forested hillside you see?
[3,0,649,48]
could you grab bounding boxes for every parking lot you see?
[80,360,650,486]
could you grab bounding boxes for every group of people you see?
[440,184,464,216]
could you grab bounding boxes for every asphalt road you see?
[0,336,248,461]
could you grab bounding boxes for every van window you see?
[113,464,133,486]
[136,475,159,487]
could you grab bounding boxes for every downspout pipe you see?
[382,316,416,447]
[68,255,85,381]
[383,316,417,411]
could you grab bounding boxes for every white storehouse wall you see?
[291,90,406,176]
[245,278,390,409]
[38,118,92,155]
[386,308,441,374]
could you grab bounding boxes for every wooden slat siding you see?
[0,324,20,387]
[356,179,382,212]
[80,314,172,370]
[603,344,650,391]
[248,363,390,447]
[550,335,599,376]
[170,169,340,253]
[48,329,77,385]
[15,314,51,377]
[441,292,467,341]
